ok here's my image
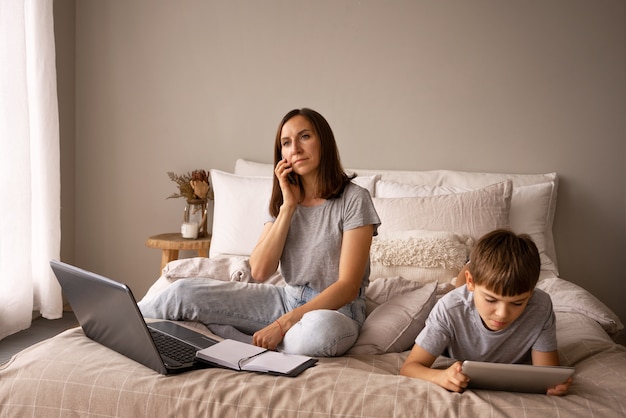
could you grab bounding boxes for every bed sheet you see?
[1,311,625,418]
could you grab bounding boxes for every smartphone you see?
[287,172,298,185]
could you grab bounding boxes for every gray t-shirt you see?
[269,182,380,294]
[415,285,557,364]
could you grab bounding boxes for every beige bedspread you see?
[1,311,625,418]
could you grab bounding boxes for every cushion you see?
[369,230,472,284]
[365,276,426,305]
[209,170,273,257]
[234,158,274,176]
[366,169,559,270]
[375,179,557,273]
[235,159,558,270]
[537,277,624,336]
[349,175,379,196]
[375,180,470,197]
[373,180,513,240]
[348,281,438,355]
[509,182,558,273]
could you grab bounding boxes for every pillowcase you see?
[350,175,379,196]
[369,230,472,284]
[375,179,557,273]
[373,180,512,240]
[348,281,438,355]
[236,160,559,269]
[375,180,470,197]
[364,275,426,315]
[509,182,558,273]
[209,170,273,257]
[234,158,273,176]
[537,277,624,336]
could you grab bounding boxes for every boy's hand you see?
[433,361,470,393]
[546,377,573,396]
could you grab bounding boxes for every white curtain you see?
[0,0,62,340]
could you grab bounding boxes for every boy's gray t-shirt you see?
[415,286,556,364]
[267,182,380,294]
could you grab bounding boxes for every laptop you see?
[50,260,217,375]
[462,360,575,394]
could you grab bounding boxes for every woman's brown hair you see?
[269,108,354,217]
[468,229,541,296]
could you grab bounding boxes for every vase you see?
[183,199,207,238]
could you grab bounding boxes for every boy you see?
[400,229,572,396]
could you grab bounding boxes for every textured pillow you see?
[209,170,273,257]
[370,230,472,284]
[348,281,438,355]
[373,180,512,240]
[375,179,556,273]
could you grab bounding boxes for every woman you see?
[140,108,380,357]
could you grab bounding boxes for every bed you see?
[1,159,625,418]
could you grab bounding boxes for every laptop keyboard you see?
[149,329,197,364]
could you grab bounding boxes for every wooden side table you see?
[145,233,212,273]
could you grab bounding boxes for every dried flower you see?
[167,170,213,201]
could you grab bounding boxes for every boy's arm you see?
[532,349,573,396]
[400,344,469,392]
[531,349,559,366]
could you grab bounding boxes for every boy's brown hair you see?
[468,229,540,297]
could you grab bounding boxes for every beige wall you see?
[55,1,625,324]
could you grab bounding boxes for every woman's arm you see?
[249,206,295,282]
[252,224,373,349]
[249,159,300,281]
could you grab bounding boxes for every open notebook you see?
[196,339,318,377]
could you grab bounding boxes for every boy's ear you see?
[465,270,475,291]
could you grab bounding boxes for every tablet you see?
[461,360,574,394]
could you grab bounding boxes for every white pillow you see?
[373,180,512,240]
[209,170,273,257]
[370,230,472,285]
[234,159,558,270]
[348,281,438,355]
[349,175,379,196]
[509,182,558,273]
[375,180,470,197]
[234,158,274,177]
[375,179,557,273]
[365,170,559,270]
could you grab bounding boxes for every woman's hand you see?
[275,159,300,206]
[252,320,285,350]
